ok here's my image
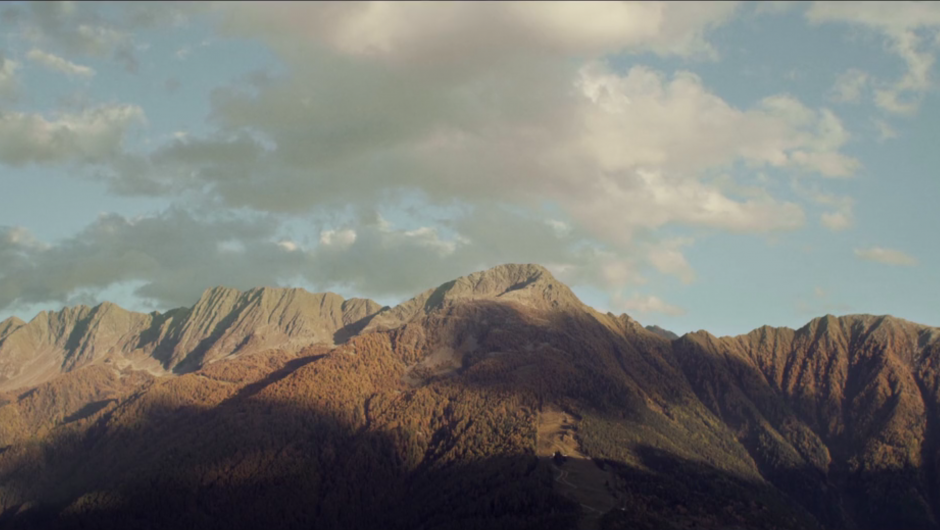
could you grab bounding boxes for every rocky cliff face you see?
[0,287,382,392]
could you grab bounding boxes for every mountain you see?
[0,264,938,530]
[672,315,940,529]
[0,287,382,392]
[645,325,679,340]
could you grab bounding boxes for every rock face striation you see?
[1,263,939,530]
[0,287,382,392]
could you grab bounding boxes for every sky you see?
[0,1,937,337]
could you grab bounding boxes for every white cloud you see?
[791,180,855,232]
[830,69,868,103]
[546,219,571,237]
[573,66,858,178]
[277,240,299,252]
[1,2,208,72]
[821,211,852,231]
[808,2,940,115]
[645,238,696,284]
[0,105,145,166]
[612,293,686,316]
[0,2,879,319]
[806,2,940,38]
[49,2,861,314]
[854,246,918,266]
[401,226,460,256]
[319,228,357,248]
[26,48,95,77]
[0,53,20,100]
[134,59,852,243]
[220,2,741,62]
[873,30,935,115]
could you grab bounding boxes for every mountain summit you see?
[363,263,582,333]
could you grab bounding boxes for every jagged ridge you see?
[0,286,382,392]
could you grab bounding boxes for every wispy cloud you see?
[830,69,868,103]
[873,119,899,141]
[808,2,940,115]
[26,48,95,77]
[0,53,20,100]
[613,293,686,316]
[0,105,144,166]
[854,246,918,266]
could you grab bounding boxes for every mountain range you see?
[0,263,938,530]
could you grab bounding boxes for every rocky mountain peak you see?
[363,263,582,332]
[439,263,577,306]
[0,317,25,342]
[645,324,679,341]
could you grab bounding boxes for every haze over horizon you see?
[1,1,938,337]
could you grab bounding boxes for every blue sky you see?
[0,1,937,337]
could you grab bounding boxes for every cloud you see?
[306,206,657,299]
[26,48,95,77]
[807,1,940,114]
[0,104,145,166]
[0,1,206,73]
[612,293,686,316]
[33,1,855,315]
[220,2,741,62]
[854,246,918,266]
[0,2,873,319]
[0,210,306,312]
[791,180,854,232]
[830,69,868,103]
[820,211,852,231]
[105,59,854,243]
[276,240,298,252]
[319,228,357,249]
[873,119,899,141]
[873,30,935,115]
[15,2,130,56]
[0,52,20,100]
[0,202,694,315]
[645,238,696,284]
